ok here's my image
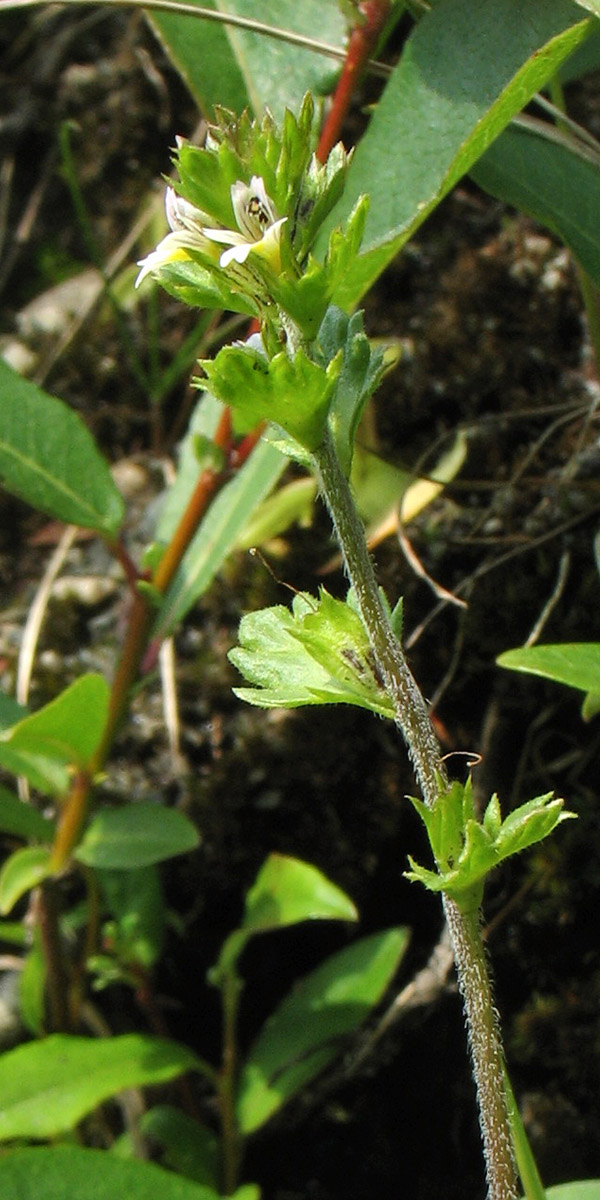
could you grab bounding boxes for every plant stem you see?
[312,428,518,1200]
[50,409,240,872]
[317,1,392,162]
[313,429,442,806]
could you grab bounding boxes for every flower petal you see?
[220,242,253,268]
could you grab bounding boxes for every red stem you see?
[317,1,391,162]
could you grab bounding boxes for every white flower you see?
[201,176,287,270]
[135,176,286,289]
[135,187,216,288]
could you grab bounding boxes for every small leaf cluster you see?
[229,587,396,718]
[405,775,574,911]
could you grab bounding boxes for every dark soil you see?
[1,9,600,1200]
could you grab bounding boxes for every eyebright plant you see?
[133,98,577,1200]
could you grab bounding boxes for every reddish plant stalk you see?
[317,1,391,162]
[49,408,257,873]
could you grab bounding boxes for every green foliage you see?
[0,359,124,536]
[94,866,166,971]
[405,777,574,910]
[74,802,199,870]
[0,787,55,842]
[0,674,109,796]
[229,588,396,718]
[316,306,385,475]
[318,0,594,307]
[214,852,358,980]
[201,340,341,450]
[0,847,53,916]
[236,928,409,1132]
[136,1105,220,1187]
[0,1146,254,1200]
[149,0,346,120]
[0,1034,203,1140]
[498,642,600,720]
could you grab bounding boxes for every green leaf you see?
[317,0,594,308]
[147,0,249,117]
[201,343,341,452]
[0,1034,202,1140]
[495,793,573,859]
[236,928,409,1133]
[242,854,358,934]
[155,392,225,544]
[229,588,395,718]
[154,429,286,639]
[215,853,357,979]
[220,0,345,119]
[497,642,600,694]
[139,1106,220,1188]
[0,359,124,536]
[0,674,110,796]
[0,847,52,915]
[318,307,385,475]
[234,475,317,550]
[0,1145,237,1200]
[574,0,600,14]
[75,803,199,869]
[0,786,55,842]
[149,0,345,121]
[581,691,600,721]
[472,118,600,291]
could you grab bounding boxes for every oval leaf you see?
[242,853,358,934]
[75,802,199,869]
[236,928,409,1133]
[497,643,600,694]
[0,1034,202,1140]
[0,846,52,915]
[0,359,124,535]
[0,674,110,796]
[0,1145,236,1200]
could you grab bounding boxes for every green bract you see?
[229,588,396,719]
[405,776,575,911]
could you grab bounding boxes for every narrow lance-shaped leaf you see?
[0,847,53,916]
[150,0,346,121]
[0,359,124,536]
[236,928,409,1133]
[317,0,593,308]
[497,643,600,694]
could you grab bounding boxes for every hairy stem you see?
[312,428,518,1200]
